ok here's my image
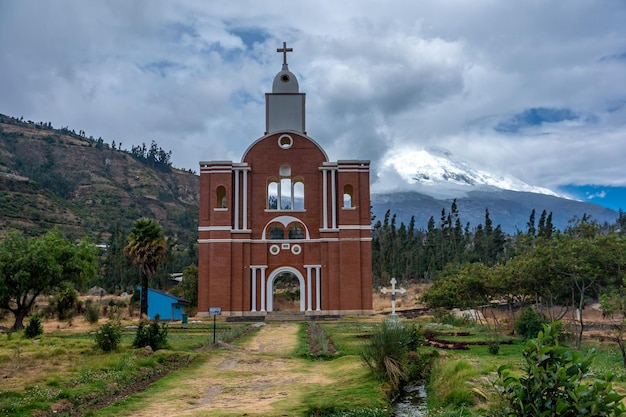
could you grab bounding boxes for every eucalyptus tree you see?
[124,218,167,318]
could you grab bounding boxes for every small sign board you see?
[209,307,222,316]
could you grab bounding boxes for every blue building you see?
[137,287,190,321]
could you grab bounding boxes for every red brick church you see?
[197,43,373,317]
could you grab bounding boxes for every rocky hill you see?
[0,114,199,244]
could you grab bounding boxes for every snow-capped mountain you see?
[376,146,560,199]
[371,147,618,234]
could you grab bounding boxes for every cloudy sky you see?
[1,1,625,210]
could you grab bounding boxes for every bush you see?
[132,319,169,350]
[488,342,500,355]
[494,322,626,416]
[94,321,122,352]
[84,301,100,324]
[24,315,43,338]
[53,284,79,320]
[515,307,548,340]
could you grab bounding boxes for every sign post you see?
[209,307,222,344]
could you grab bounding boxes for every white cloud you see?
[587,190,607,200]
[0,0,625,194]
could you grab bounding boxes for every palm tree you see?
[124,218,167,318]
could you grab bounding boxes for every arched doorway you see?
[266,267,305,312]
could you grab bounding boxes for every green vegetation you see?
[24,314,43,339]
[124,218,167,317]
[0,229,98,330]
[515,307,548,340]
[0,320,250,416]
[132,319,169,350]
[94,321,123,352]
[494,322,625,416]
[423,215,626,347]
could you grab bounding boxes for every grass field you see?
[2,314,626,417]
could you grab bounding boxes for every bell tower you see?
[265,42,306,134]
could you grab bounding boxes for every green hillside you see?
[0,114,199,246]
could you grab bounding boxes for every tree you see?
[171,265,198,307]
[124,218,167,318]
[0,230,98,330]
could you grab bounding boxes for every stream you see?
[393,384,428,417]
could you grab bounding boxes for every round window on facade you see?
[281,74,290,82]
[269,244,280,255]
[291,244,302,255]
[278,134,293,149]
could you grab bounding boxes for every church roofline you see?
[240,130,329,163]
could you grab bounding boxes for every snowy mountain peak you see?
[377,147,561,199]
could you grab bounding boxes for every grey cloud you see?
[0,1,624,197]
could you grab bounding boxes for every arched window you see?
[279,165,292,210]
[279,164,291,177]
[267,179,278,209]
[343,184,354,208]
[293,179,304,210]
[267,166,305,211]
[280,178,292,209]
[288,224,305,239]
[269,224,284,240]
[216,186,227,208]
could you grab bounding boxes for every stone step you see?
[265,311,306,322]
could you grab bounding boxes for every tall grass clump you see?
[360,319,411,391]
[428,359,479,408]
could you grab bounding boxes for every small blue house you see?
[137,287,190,321]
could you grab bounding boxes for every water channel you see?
[393,384,428,416]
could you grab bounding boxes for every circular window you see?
[291,244,302,255]
[269,244,280,255]
[278,134,293,149]
[281,74,290,82]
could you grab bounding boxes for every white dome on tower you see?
[272,65,299,93]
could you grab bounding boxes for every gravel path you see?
[126,322,332,417]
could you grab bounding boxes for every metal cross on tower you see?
[277,41,293,65]
[380,277,406,316]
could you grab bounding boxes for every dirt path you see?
[122,322,332,417]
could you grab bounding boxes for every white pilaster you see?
[250,267,257,312]
[322,169,328,229]
[331,169,336,229]
[260,267,266,312]
[242,169,248,230]
[315,266,321,311]
[234,169,240,230]
[306,266,312,311]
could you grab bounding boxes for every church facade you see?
[197,44,373,317]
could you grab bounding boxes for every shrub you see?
[24,315,43,338]
[494,322,626,417]
[488,342,500,355]
[53,284,79,320]
[94,321,122,352]
[515,307,547,340]
[84,301,100,324]
[132,319,169,350]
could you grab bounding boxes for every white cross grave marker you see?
[380,277,406,316]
